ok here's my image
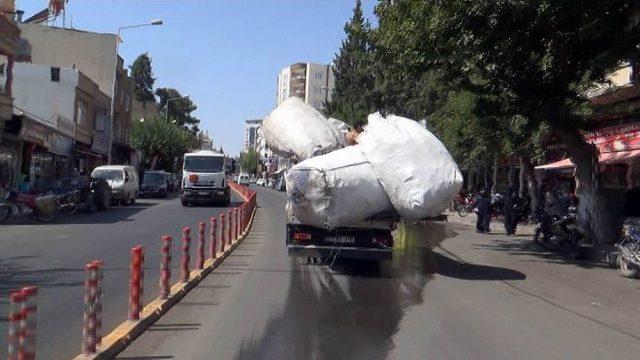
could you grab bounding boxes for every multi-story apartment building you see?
[17,22,134,164]
[243,119,262,153]
[277,62,335,111]
[0,4,21,188]
[11,62,111,179]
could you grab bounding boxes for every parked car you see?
[238,173,251,186]
[91,165,139,206]
[140,171,169,198]
[166,173,179,193]
[256,178,266,187]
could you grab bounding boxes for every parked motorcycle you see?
[454,193,476,217]
[533,207,581,259]
[0,191,58,223]
[616,217,640,278]
[490,191,504,217]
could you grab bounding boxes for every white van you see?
[238,173,250,186]
[181,150,230,206]
[91,165,139,206]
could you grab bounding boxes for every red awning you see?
[535,149,640,170]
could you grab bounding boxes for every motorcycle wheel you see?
[619,257,639,278]
[34,208,58,223]
[458,207,469,217]
[0,205,10,223]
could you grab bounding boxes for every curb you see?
[73,189,258,360]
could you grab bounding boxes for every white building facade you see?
[277,62,335,111]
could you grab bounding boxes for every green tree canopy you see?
[325,0,375,126]
[372,0,640,243]
[131,115,199,171]
[239,148,258,175]
[155,88,200,130]
[129,53,156,103]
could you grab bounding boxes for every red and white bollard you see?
[7,291,24,360]
[19,286,37,360]
[160,235,172,299]
[220,213,226,252]
[210,217,218,259]
[181,227,191,282]
[82,262,100,354]
[197,221,206,269]
[129,246,144,320]
[227,209,233,246]
[235,207,240,239]
[92,260,104,347]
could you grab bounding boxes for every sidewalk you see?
[444,211,536,235]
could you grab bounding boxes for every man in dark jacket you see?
[476,189,491,233]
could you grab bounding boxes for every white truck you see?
[180,150,230,206]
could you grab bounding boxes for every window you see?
[76,100,87,126]
[51,67,60,82]
[0,63,5,75]
[94,109,107,132]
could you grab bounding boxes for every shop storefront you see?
[20,117,74,182]
[536,122,640,216]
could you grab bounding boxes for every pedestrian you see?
[476,189,491,233]
[17,174,32,193]
[503,187,517,235]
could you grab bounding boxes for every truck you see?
[180,150,230,206]
[286,213,398,262]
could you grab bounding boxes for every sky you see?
[17,0,378,156]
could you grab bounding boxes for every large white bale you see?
[358,112,463,220]
[285,146,394,229]
[263,97,346,160]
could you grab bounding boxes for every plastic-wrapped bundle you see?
[358,112,463,220]
[285,146,394,229]
[263,97,346,161]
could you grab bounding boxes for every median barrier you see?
[70,183,257,360]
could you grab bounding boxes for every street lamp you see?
[165,95,189,122]
[107,19,163,164]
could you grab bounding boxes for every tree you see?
[155,88,200,130]
[129,53,156,104]
[130,115,199,172]
[373,0,640,244]
[325,0,375,126]
[239,148,259,175]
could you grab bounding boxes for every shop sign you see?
[584,123,640,152]
[91,132,108,155]
[45,133,73,156]
[56,114,76,138]
[19,119,49,146]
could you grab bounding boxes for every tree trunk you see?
[491,157,498,192]
[149,155,159,170]
[520,156,540,214]
[518,156,526,198]
[508,163,515,188]
[555,128,624,245]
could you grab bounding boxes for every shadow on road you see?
[432,251,526,280]
[471,237,609,269]
[235,221,450,360]
[0,200,160,226]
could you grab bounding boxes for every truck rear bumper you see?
[287,244,392,260]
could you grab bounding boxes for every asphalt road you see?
[0,193,241,359]
[118,187,640,360]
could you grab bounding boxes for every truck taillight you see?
[293,232,312,241]
[189,174,199,183]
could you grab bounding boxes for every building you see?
[17,22,134,164]
[10,62,111,180]
[276,62,335,111]
[243,119,262,153]
[131,98,158,124]
[0,7,21,188]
